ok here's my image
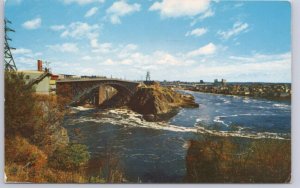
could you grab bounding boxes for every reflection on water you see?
[63,91,291,182]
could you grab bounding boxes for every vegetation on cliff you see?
[185,136,291,183]
[5,71,124,183]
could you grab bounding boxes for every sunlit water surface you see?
[63,91,291,182]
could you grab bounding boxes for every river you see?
[63,91,291,183]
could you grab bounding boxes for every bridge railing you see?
[56,77,140,84]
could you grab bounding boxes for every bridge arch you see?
[56,79,139,106]
[73,83,135,105]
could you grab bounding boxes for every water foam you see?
[273,103,290,109]
[66,108,290,140]
[71,106,95,111]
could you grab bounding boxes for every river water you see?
[63,91,291,183]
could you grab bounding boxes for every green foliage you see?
[49,144,90,171]
[5,71,36,138]
[5,71,68,155]
[89,176,106,183]
[185,137,291,183]
[5,71,123,183]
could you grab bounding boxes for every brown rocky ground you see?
[98,82,199,121]
[128,82,199,121]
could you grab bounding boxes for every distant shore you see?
[183,88,291,101]
[161,82,291,101]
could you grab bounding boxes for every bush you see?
[5,136,48,182]
[31,94,69,155]
[49,144,90,171]
[185,137,291,183]
[5,71,36,138]
[5,71,123,183]
[5,71,68,156]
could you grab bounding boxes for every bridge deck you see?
[56,78,140,84]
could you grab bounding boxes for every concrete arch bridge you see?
[56,78,140,106]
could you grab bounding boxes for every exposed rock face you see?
[100,92,132,109]
[95,82,199,121]
[128,83,199,121]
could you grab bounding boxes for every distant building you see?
[50,74,59,93]
[18,60,52,95]
[200,80,204,84]
[80,75,106,79]
[58,74,78,79]
[214,79,220,86]
[221,79,227,86]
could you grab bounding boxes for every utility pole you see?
[4,18,17,71]
[44,61,52,72]
[146,71,150,81]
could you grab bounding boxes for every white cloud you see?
[13,48,32,55]
[47,43,79,53]
[149,0,211,18]
[62,0,105,5]
[190,8,214,26]
[15,57,36,66]
[229,53,291,63]
[234,3,244,8]
[103,58,115,65]
[185,28,208,37]
[118,44,138,58]
[153,51,182,65]
[82,56,92,60]
[187,43,217,57]
[12,47,43,59]
[86,42,190,67]
[22,18,41,30]
[85,7,98,17]
[50,25,66,31]
[91,39,113,53]
[59,22,100,40]
[123,44,138,51]
[4,0,22,5]
[189,52,291,82]
[218,21,249,40]
[198,8,214,20]
[106,0,141,24]
[12,47,43,69]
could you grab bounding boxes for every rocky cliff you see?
[95,82,198,121]
[128,83,199,121]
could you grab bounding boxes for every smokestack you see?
[37,60,43,71]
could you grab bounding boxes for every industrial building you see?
[18,60,56,95]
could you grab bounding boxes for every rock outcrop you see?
[94,82,199,121]
[128,83,199,121]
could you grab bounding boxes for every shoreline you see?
[181,89,291,102]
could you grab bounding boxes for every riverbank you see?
[185,136,291,183]
[184,88,291,102]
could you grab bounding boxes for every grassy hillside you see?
[185,136,291,183]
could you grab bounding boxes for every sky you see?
[5,0,291,82]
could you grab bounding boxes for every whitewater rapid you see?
[67,107,289,140]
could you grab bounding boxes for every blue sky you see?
[5,0,291,82]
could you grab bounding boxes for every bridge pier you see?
[98,85,117,105]
[98,85,106,105]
